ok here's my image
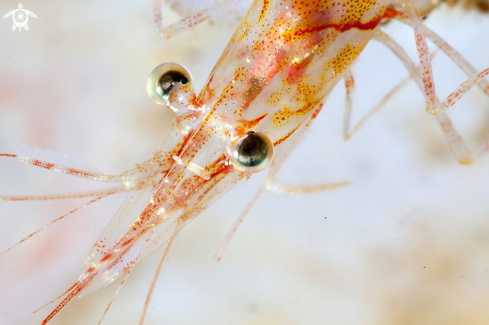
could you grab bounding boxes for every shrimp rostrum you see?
[1,0,488,323]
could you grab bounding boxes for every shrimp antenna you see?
[139,225,179,325]
[33,283,79,314]
[1,143,124,183]
[97,273,131,325]
[0,188,123,257]
[0,186,126,202]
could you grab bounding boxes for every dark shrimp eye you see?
[147,62,192,105]
[230,131,274,173]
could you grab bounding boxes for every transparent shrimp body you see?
[38,1,392,321]
[1,0,486,323]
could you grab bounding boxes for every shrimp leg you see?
[265,180,350,195]
[373,29,473,164]
[342,69,355,141]
[347,74,413,139]
[152,0,164,32]
[156,0,249,40]
[401,3,489,115]
[342,52,438,140]
[341,25,477,164]
[387,8,489,96]
[215,103,350,261]
[419,24,489,95]
[214,186,263,261]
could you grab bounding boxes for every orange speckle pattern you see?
[258,0,270,22]
[329,43,364,77]
[35,1,394,323]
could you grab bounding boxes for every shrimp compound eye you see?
[147,62,192,105]
[230,131,274,173]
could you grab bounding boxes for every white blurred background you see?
[1,1,489,324]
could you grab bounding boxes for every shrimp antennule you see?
[0,193,120,257]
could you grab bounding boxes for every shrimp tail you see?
[41,282,83,325]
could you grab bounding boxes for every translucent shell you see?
[147,62,193,110]
[230,131,274,173]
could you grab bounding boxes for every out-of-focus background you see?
[1,1,489,324]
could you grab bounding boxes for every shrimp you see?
[0,0,488,320]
